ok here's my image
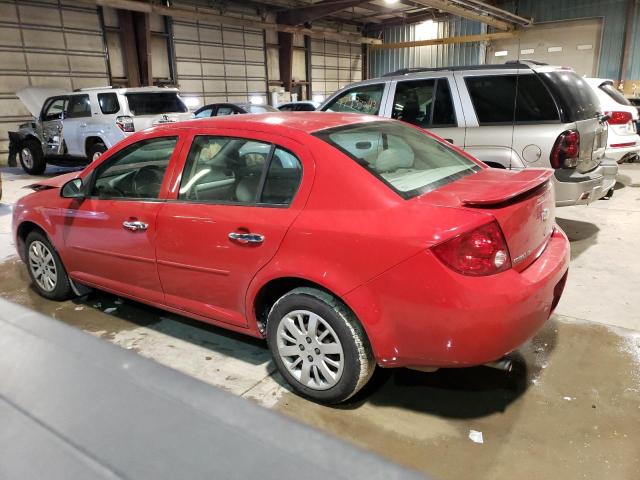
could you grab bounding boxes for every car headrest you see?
[373,147,414,172]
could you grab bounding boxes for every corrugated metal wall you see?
[500,0,631,80]
[371,0,638,81]
[369,18,485,77]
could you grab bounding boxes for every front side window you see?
[323,84,385,115]
[392,78,456,128]
[42,97,68,121]
[179,136,302,205]
[91,137,177,199]
[314,121,480,198]
[465,74,559,124]
[125,93,187,116]
[98,93,120,115]
[66,95,91,119]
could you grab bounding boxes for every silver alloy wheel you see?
[92,151,102,162]
[28,240,58,292]
[21,147,34,169]
[276,309,344,390]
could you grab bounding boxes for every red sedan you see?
[13,113,569,403]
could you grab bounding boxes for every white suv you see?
[9,86,192,175]
[320,62,619,206]
[584,78,640,164]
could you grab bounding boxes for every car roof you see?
[162,112,387,135]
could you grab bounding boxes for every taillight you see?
[605,111,632,125]
[116,115,135,132]
[432,221,512,276]
[550,129,580,169]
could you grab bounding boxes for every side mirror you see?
[61,178,85,199]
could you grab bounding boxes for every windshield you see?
[599,83,632,106]
[314,121,481,198]
[125,92,188,115]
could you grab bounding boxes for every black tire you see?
[603,187,614,200]
[25,230,75,301]
[19,138,46,175]
[88,142,107,162]
[266,287,375,404]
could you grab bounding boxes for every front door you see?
[386,76,466,146]
[60,134,183,303]
[39,96,68,156]
[155,132,309,327]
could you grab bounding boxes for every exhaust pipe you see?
[484,356,513,372]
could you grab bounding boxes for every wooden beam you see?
[409,0,513,30]
[278,31,294,93]
[76,0,381,44]
[117,9,140,87]
[133,11,152,86]
[370,30,519,50]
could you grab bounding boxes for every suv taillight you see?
[432,221,511,276]
[605,111,632,125]
[116,116,135,132]
[550,129,580,169]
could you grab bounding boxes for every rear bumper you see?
[344,228,570,368]
[553,160,617,206]
[605,143,640,163]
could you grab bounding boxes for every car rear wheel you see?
[88,142,107,162]
[25,230,74,301]
[266,287,375,404]
[20,139,46,175]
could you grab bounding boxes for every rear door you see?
[63,94,92,156]
[155,129,311,327]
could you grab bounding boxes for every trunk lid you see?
[422,168,556,272]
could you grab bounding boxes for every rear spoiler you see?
[462,169,553,207]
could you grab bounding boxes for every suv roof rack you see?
[381,62,534,77]
[74,86,113,92]
[505,59,549,66]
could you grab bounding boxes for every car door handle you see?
[122,220,148,232]
[228,232,264,244]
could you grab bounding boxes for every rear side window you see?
[178,136,302,206]
[66,95,91,118]
[98,93,120,115]
[125,92,187,115]
[323,84,385,115]
[599,83,632,106]
[538,71,599,121]
[465,74,559,124]
[314,121,480,199]
[392,78,456,128]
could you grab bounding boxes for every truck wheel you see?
[88,142,107,162]
[19,139,46,175]
[267,287,375,404]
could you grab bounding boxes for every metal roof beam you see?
[409,0,514,30]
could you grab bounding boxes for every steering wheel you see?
[132,165,164,198]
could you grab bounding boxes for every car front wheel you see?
[20,139,46,175]
[25,230,75,301]
[267,287,375,404]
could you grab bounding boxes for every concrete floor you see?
[1,164,639,479]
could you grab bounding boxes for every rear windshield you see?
[538,71,600,121]
[125,92,187,116]
[599,83,632,106]
[313,121,480,199]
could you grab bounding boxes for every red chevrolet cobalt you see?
[13,113,569,403]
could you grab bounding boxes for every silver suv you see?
[320,62,618,206]
[9,86,192,175]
